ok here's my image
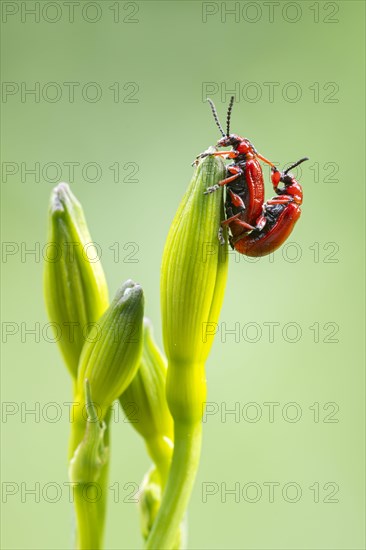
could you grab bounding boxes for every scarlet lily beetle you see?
[197,96,308,256]
[228,157,308,256]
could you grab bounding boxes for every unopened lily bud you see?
[76,280,144,415]
[69,380,108,484]
[44,183,109,379]
[161,153,228,423]
[139,467,162,541]
[139,466,185,547]
[119,318,173,474]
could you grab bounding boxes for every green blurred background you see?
[1,1,365,548]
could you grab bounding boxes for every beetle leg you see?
[204,184,220,194]
[267,197,292,205]
[221,211,241,226]
[219,172,241,186]
[221,213,255,231]
[230,209,268,243]
[254,214,267,231]
[209,151,239,159]
[221,164,243,183]
[204,169,242,195]
[252,202,271,232]
[217,227,225,245]
[196,151,238,160]
[228,189,245,210]
[195,150,239,164]
[256,153,275,167]
[234,220,255,231]
[231,224,259,245]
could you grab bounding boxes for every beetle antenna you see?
[284,157,309,174]
[226,96,235,136]
[207,98,225,137]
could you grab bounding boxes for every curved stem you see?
[146,435,173,487]
[143,437,186,549]
[145,421,202,550]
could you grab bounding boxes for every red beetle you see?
[228,158,308,257]
[200,96,272,227]
[198,97,308,256]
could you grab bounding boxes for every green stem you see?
[69,402,110,549]
[145,421,202,550]
[146,435,172,487]
[74,484,102,550]
[94,410,111,545]
[69,407,85,460]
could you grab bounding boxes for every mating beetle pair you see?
[197,96,308,257]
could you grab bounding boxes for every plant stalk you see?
[73,484,102,550]
[69,403,111,549]
[145,421,202,549]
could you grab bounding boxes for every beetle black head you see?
[284,157,309,183]
[271,157,309,186]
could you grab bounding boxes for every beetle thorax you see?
[236,138,253,155]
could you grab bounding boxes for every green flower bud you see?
[76,280,144,413]
[70,280,144,455]
[160,153,228,424]
[44,183,109,379]
[119,318,173,479]
[139,467,162,541]
[69,380,108,484]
